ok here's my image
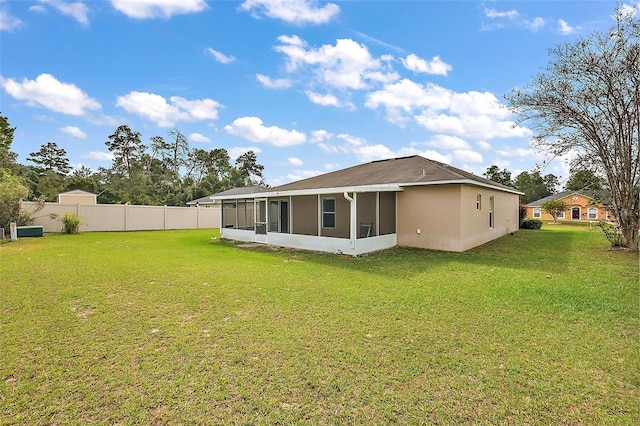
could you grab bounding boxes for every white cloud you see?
[351,30,406,54]
[415,112,530,140]
[365,79,451,119]
[305,90,354,109]
[558,19,580,35]
[116,92,223,127]
[60,125,87,139]
[524,17,546,31]
[484,8,519,19]
[38,0,90,25]
[170,97,223,120]
[110,0,207,19]
[316,143,340,154]
[207,48,236,64]
[496,147,541,158]
[453,149,483,163]
[425,135,470,150]
[337,133,366,148]
[401,54,452,76]
[477,140,491,150]
[85,151,114,161]
[1,73,101,116]
[29,5,47,13]
[287,157,303,166]
[333,133,440,164]
[275,36,399,90]
[351,144,395,162]
[188,132,211,143]
[284,169,323,182]
[449,90,510,118]
[0,9,23,31]
[256,74,292,89]
[366,78,531,141]
[224,116,306,147]
[240,0,340,25]
[309,129,332,143]
[305,90,339,107]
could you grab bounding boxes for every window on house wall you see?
[588,207,598,220]
[489,196,494,228]
[558,210,565,219]
[533,208,541,218]
[322,197,336,228]
[476,194,482,210]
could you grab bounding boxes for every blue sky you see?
[0,0,633,187]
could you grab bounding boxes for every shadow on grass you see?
[224,228,577,280]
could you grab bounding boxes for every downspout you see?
[343,192,356,251]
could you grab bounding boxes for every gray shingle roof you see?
[187,186,266,204]
[269,155,517,192]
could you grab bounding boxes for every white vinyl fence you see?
[21,202,220,233]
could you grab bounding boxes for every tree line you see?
[482,164,607,205]
[0,119,265,208]
[1,6,637,249]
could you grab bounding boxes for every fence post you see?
[164,205,167,230]
[197,204,200,229]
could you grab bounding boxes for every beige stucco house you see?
[213,156,523,255]
[57,189,97,204]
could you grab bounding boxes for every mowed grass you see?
[0,226,637,424]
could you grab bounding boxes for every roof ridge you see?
[425,158,466,179]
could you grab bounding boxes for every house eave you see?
[212,184,403,200]
[399,179,525,195]
[212,179,523,200]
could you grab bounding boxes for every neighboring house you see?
[525,191,614,222]
[186,186,265,208]
[212,155,523,255]
[57,189,97,204]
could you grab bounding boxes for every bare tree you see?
[506,7,639,251]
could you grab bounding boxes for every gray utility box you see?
[17,226,45,237]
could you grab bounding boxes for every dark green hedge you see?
[521,219,543,230]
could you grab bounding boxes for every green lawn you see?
[1,226,638,424]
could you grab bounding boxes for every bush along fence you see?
[20,202,220,233]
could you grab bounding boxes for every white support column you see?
[288,195,293,233]
[317,194,322,236]
[343,192,356,249]
[376,192,380,236]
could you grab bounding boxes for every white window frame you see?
[588,207,598,220]
[557,210,565,219]
[533,208,542,218]
[322,197,336,229]
[489,196,495,228]
[476,194,482,210]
